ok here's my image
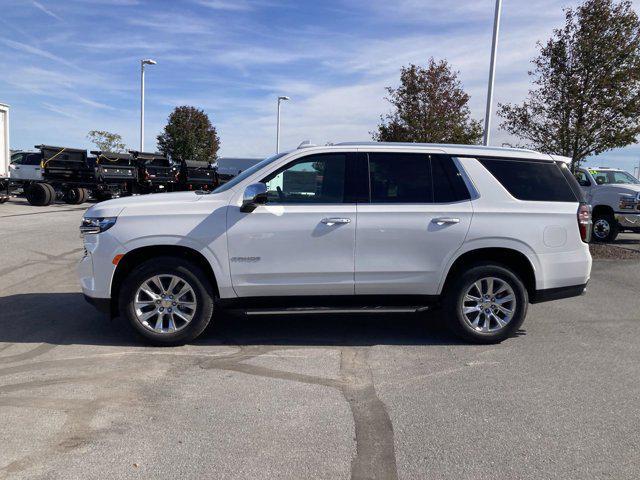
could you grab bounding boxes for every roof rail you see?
[297,140,316,149]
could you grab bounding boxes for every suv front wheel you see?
[443,263,528,344]
[119,257,215,346]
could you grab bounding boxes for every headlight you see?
[619,194,638,210]
[80,217,117,235]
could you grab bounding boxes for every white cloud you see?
[32,1,62,21]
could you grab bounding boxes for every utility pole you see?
[140,59,157,152]
[483,0,502,146]
[276,96,290,154]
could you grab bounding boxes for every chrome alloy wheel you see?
[134,274,197,334]
[461,277,517,333]
[593,218,611,240]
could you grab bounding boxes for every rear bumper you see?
[531,282,588,304]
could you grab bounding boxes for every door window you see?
[261,153,346,204]
[25,153,42,166]
[368,153,431,203]
[575,170,591,187]
[10,153,24,165]
[432,156,471,202]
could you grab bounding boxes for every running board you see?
[245,306,430,316]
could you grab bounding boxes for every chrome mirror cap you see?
[241,183,268,212]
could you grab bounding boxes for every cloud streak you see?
[32,1,62,21]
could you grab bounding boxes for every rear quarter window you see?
[478,158,578,202]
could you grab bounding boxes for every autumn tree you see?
[373,58,483,144]
[499,0,640,167]
[157,106,220,162]
[87,130,127,153]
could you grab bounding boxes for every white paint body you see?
[79,144,592,303]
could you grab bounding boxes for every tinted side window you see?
[25,153,42,166]
[432,155,471,203]
[478,158,577,202]
[368,153,431,203]
[262,153,346,204]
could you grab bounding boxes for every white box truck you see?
[0,103,9,203]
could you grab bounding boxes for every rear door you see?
[355,152,473,295]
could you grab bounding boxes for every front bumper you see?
[83,294,111,314]
[615,213,640,230]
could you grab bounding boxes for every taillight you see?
[578,203,592,243]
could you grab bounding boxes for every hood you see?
[84,191,216,218]
[599,184,640,195]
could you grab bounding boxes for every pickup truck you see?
[575,167,640,242]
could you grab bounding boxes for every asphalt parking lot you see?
[1,198,639,480]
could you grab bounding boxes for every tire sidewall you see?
[446,264,528,343]
[119,257,215,346]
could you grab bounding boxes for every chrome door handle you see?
[432,217,460,225]
[321,217,351,226]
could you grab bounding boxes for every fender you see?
[437,237,541,294]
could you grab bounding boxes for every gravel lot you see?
[1,198,639,480]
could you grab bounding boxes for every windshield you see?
[213,152,289,193]
[590,169,640,185]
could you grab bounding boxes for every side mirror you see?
[240,183,268,213]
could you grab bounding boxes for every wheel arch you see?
[592,204,614,217]
[110,245,219,317]
[440,247,537,300]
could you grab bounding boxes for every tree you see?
[157,106,220,162]
[373,58,483,144]
[499,0,640,168]
[87,130,127,153]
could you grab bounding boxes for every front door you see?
[355,152,473,296]
[227,152,356,297]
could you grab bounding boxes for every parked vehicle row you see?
[6,145,220,206]
[79,142,593,346]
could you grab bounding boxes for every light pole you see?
[140,59,156,152]
[276,96,290,154]
[483,0,502,146]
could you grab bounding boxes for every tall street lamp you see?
[483,0,502,146]
[140,59,157,152]
[276,96,290,154]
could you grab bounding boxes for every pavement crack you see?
[340,347,398,480]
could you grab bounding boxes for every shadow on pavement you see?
[0,292,478,347]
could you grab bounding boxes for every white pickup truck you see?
[575,167,640,242]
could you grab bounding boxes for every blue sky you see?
[1,0,639,172]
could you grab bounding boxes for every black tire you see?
[64,187,85,204]
[42,183,56,205]
[592,212,619,242]
[118,256,215,346]
[442,263,529,344]
[26,183,52,206]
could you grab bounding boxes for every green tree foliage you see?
[86,130,127,153]
[157,106,220,162]
[499,0,640,167]
[373,58,483,144]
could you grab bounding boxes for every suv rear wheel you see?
[119,257,215,346]
[443,263,528,344]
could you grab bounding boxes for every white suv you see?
[78,143,592,345]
